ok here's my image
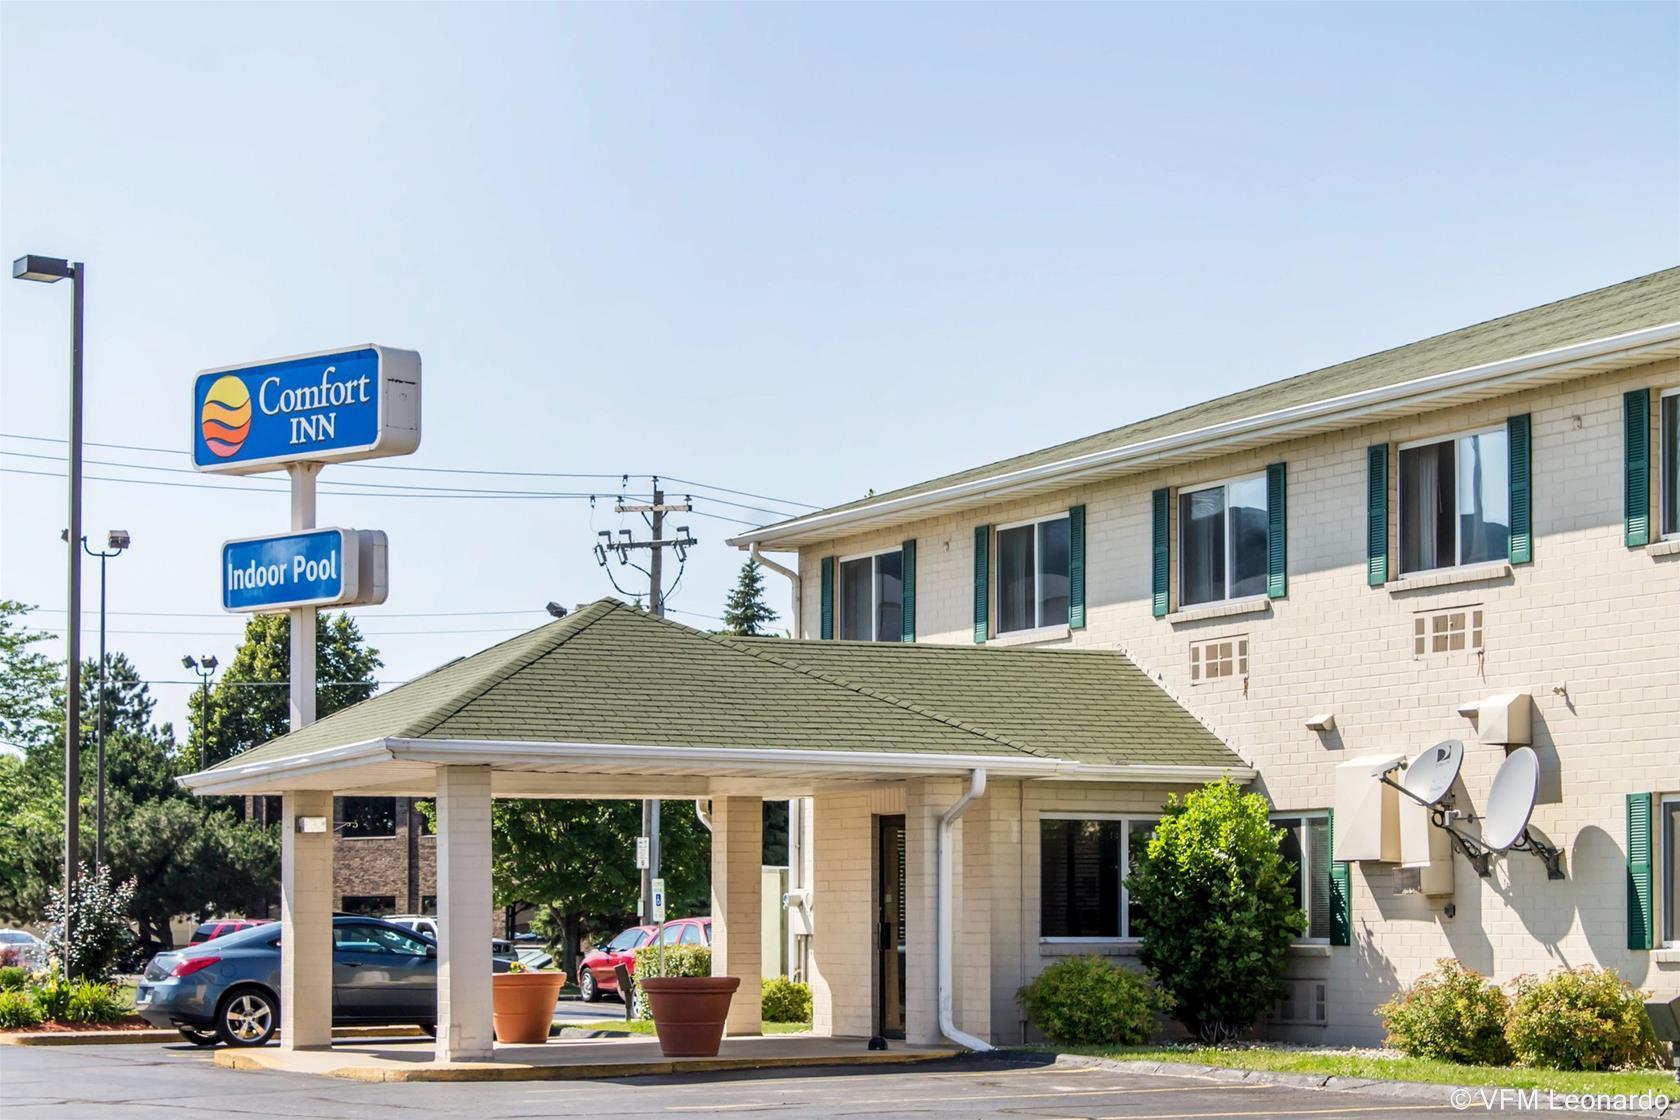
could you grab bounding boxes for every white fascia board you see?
[729,322,1680,549]
[176,737,394,794]
[1044,762,1258,784]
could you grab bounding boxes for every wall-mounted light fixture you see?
[295,816,328,834]
[1304,712,1336,732]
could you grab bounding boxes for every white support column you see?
[280,790,333,1051]
[436,765,494,1061]
[710,795,763,1036]
[808,793,872,1038]
[956,785,993,1043]
[903,776,955,1047]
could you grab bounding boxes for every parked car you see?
[0,929,48,970]
[135,915,511,1047]
[384,915,518,962]
[576,918,710,1003]
[514,945,554,971]
[188,918,274,945]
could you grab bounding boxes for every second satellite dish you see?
[1482,746,1541,852]
[1402,740,1464,806]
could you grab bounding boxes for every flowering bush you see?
[43,864,136,982]
[1378,959,1513,1065]
[1506,966,1665,1071]
[630,944,712,1021]
[1018,955,1166,1046]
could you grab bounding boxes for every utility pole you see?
[596,481,695,923]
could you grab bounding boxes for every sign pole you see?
[288,462,320,732]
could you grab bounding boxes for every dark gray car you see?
[136,915,505,1047]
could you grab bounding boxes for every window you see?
[339,797,397,839]
[334,922,429,956]
[1399,428,1510,573]
[1412,606,1483,656]
[680,923,703,946]
[1662,390,1679,540]
[660,924,683,946]
[1189,635,1248,683]
[607,928,650,952]
[1039,816,1154,939]
[338,895,397,916]
[1179,475,1269,606]
[997,515,1070,633]
[1663,796,1679,947]
[838,550,903,641]
[1274,814,1333,942]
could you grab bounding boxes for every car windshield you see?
[190,923,276,951]
[0,931,33,943]
[607,928,648,951]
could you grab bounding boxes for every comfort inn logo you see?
[199,375,252,458]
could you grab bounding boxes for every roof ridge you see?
[706,632,1052,759]
[401,600,623,736]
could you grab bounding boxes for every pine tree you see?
[721,559,780,637]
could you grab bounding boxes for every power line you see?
[26,606,551,619]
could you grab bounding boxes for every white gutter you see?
[937,768,991,1051]
[750,544,801,637]
[729,321,1680,548]
[695,798,713,831]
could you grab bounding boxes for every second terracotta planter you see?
[639,976,741,1057]
[492,971,565,1043]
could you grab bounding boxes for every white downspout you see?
[750,545,801,638]
[695,799,713,831]
[937,767,991,1051]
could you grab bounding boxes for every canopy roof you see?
[183,599,1248,797]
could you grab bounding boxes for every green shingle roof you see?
[766,267,1680,526]
[206,599,1239,773]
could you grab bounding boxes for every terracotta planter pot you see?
[639,976,741,1057]
[492,971,565,1044]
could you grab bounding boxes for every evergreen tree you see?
[721,559,780,637]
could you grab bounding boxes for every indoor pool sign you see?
[192,345,421,474]
[222,528,389,613]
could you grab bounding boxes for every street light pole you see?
[82,531,130,870]
[182,655,219,770]
[13,254,86,971]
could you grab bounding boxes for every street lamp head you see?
[107,530,131,552]
[545,601,569,619]
[12,255,73,283]
[201,655,218,672]
[181,655,198,670]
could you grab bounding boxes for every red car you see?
[188,918,275,945]
[577,918,711,1002]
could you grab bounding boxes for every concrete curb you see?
[0,1024,427,1048]
[1022,1052,1677,1119]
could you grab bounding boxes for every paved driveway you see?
[1,1042,1455,1120]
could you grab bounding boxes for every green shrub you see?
[1506,966,1666,1071]
[64,980,126,1024]
[44,864,136,982]
[1128,779,1305,1042]
[0,966,28,992]
[631,944,712,1021]
[1378,959,1513,1065]
[1017,955,1165,1046]
[761,976,812,1024]
[0,990,42,1029]
[31,974,71,1022]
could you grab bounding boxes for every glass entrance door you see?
[877,815,906,1040]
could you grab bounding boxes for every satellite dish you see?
[1401,740,1464,807]
[1482,747,1540,852]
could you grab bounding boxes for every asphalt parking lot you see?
[0,1041,1459,1120]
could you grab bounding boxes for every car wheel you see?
[216,988,278,1047]
[579,970,599,1002]
[630,984,649,1021]
[177,1027,219,1047]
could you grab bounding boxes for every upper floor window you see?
[1179,474,1268,606]
[838,550,902,641]
[1274,813,1333,942]
[1662,389,1678,541]
[1398,427,1509,574]
[997,515,1069,633]
[339,796,397,839]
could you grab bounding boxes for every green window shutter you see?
[1625,389,1651,548]
[1266,462,1287,598]
[900,539,917,643]
[1628,792,1654,950]
[819,556,835,640]
[972,525,990,644]
[1507,414,1532,565]
[1327,808,1352,946]
[1068,505,1087,629]
[1367,445,1389,586]
[1151,488,1170,618]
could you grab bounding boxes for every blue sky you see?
[3,2,1676,736]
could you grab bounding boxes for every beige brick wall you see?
[794,358,1680,1045]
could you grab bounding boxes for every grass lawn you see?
[1047,1045,1678,1098]
[568,1019,812,1036]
